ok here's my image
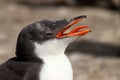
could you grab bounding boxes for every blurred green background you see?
[0,0,120,80]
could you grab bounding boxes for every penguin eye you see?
[46,33,52,36]
[46,33,52,37]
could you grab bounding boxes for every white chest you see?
[39,54,73,80]
[34,39,74,80]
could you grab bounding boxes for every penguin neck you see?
[15,37,75,60]
[34,39,69,58]
[15,38,40,61]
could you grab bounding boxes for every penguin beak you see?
[56,16,92,38]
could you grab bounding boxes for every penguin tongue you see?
[56,16,92,38]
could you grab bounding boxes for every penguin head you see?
[16,16,91,59]
[18,15,91,43]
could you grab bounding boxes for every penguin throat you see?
[34,39,70,57]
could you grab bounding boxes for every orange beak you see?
[56,16,92,38]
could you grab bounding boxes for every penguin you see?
[0,15,91,80]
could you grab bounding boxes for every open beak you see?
[56,15,92,38]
